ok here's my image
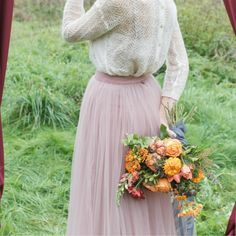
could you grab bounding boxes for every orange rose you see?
[143,178,172,192]
[155,178,172,192]
[164,138,182,157]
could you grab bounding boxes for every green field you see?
[0,0,236,235]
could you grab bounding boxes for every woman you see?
[61,0,189,235]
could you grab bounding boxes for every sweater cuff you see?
[161,89,181,102]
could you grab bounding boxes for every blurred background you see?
[0,0,235,235]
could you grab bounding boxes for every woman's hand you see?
[159,96,177,138]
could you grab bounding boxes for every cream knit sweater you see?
[61,0,189,101]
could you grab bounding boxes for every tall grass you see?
[5,86,76,129]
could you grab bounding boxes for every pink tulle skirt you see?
[66,70,177,236]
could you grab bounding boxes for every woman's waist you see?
[93,70,154,85]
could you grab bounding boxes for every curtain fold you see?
[225,202,236,235]
[0,0,14,199]
[224,0,236,36]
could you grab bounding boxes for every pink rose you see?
[149,142,156,152]
[181,165,193,180]
[120,173,129,183]
[127,171,139,187]
[155,140,166,156]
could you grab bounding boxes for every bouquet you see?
[116,104,214,217]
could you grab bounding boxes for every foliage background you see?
[0,0,236,235]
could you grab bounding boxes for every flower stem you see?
[180,156,186,165]
[135,176,144,188]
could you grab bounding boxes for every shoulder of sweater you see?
[94,0,130,14]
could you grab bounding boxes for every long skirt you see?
[66,70,177,236]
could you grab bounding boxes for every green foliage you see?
[159,124,169,139]
[178,0,236,62]
[122,133,152,148]
[14,0,65,23]
[14,0,93,23]
[122,125,168,148]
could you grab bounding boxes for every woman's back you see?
[61,0,189,101]
[89,0,178,77]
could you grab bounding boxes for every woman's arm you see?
[61,0,125,42]
[162,18,189,101]
[159,96,177,138]
[159,18,189,138]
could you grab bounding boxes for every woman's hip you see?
[78,70,162,135]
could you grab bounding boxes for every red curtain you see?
[225,202,236,235]
[224,0,236,36]
[0,0,14,199]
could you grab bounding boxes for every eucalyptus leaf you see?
[159,123,169,139]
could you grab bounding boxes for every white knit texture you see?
[61,0,189,101]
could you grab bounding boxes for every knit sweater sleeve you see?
[61,0,125,42]
[162,18,189,101]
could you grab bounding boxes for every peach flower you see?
[145,153,161,172]
[164,138,182,157]
[181,165,193,180]
[167,174,182,183]
[155,140,166,156]
[143,178,172,192]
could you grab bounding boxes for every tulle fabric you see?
[66,71,177,236]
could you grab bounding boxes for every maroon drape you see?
[224,0,236,36]
[0,0,14,199]
[225,202,236,235]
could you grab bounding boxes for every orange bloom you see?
[177,205,182,210]
[192,169,205,183]
[177,203,203,217]
[139,148,149,157]
[164,138,182,157]
[143,178,172,192]
[175,195,187,201]
[125,149,135,162]
[155,178,172,192]
[125,160,141,173]
[163,157,182,176]
[138,148,149,162]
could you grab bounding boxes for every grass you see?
[0,0,236,235]
[1,127,74,235]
